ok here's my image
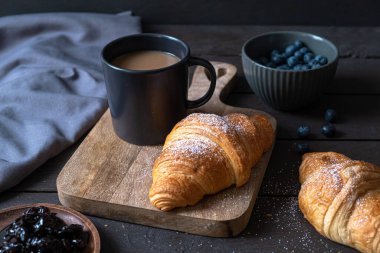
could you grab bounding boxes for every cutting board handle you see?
[189,61,237,115]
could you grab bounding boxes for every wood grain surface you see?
[5,25,377,252]
[57,62,277,237]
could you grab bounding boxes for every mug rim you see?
[101,33,190,74]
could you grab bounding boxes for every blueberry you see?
[285,45,297,57]
[271,54,285,65]
[318,56,328,65]
[271,50,280,57]
[293,65,309,71]
[321,123,336,137]
[324,109,337,122]
[297,125,311,138]
[294,51,304,59]
[308,59,317,66]
[314,55,328,65]
[295,143,310,154]
[303,53,315,63]
[293,64,304,71]
[308,59,321,68]
[287,56,299,67]
[294,40,304,49]
[299,47,309,54]
[284,51,292,58]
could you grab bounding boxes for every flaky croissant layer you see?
[299,152,380,253]
[149,112,274,211]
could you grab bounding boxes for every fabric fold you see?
[0,12,141,191]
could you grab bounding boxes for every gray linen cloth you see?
[0,12,141,191]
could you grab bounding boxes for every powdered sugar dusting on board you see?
[241,197,346,252]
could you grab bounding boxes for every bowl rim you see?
[242,30,339,72]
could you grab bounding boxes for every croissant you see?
[299,152,380,253]
[149,112,274,211]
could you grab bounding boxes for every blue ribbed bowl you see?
[242,31,338,111]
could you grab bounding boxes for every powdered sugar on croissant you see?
[149,112,274,211]
[299,152,380,253]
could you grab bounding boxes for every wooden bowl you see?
[0,203,100,253]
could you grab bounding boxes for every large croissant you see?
[299,152,380,253]
[149,112,274,211]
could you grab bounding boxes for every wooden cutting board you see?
[57,62,277,237]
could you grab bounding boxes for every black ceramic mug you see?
[101,33,216,145]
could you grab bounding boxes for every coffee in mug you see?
[101,33,216,145]
[112,50,180,71]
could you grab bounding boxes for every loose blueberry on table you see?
[324,108,337,122]
[297,125,311,138]
[0,206,89,253]
[296,143,310,154]
[321,123,336,137]
[256,40,329,70]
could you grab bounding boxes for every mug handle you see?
[186,56,217,109]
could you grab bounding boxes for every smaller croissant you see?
[299,152,380,253]
[149,112,274,211]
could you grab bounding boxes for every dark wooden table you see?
[2,25,380,253]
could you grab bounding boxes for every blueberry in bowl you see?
[242,31,338,111]
[263,40,327,71]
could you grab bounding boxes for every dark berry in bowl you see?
[297,125,311,138]
[311,63,322,69]
[293,64,309,71]
[315,55,328,65]
[253,39,330,71]
[271,54,285,65]
[321,123,336,137]
[299,47,309,54]
[292,65,303,71]
[294,40,304,49]
[295,143,310,154]
[242,31,339,111]
[285,45,297,57]
[303,53,315,63]
[324,109,337,122]
[271,49,280,56]
[0,206,90,253]
[294,50,304,59]
[287,56,299,67]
